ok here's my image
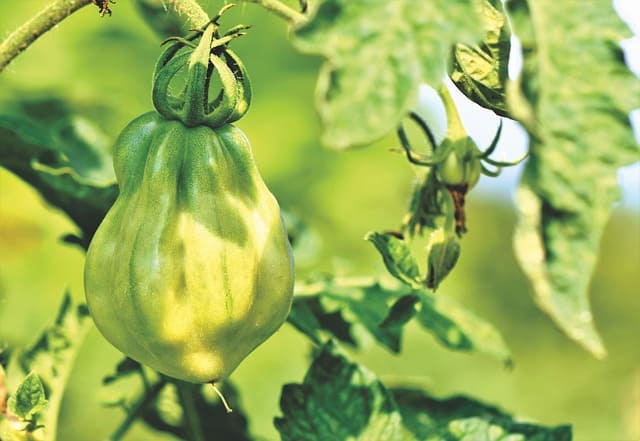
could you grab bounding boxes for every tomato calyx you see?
[152,5,252,129]
[434,138,482,190]
[397,85,528,237]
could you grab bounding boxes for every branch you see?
[176,382,206,441]
[166,0,210,28]
[0,0,93,72]
[242,0,307,27]
[109,379,168,441]
[0,0,212,74]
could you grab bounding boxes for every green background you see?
[0,1,638,440]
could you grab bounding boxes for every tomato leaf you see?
[0,111,118,248]
[292,0,484,149]
[275,340,407,441]
[425,229,461,290]
[289,278,410,353]
[289,278,510,362]
[450,0,511,117]
[7,372,47,420]
[393,388,572,440]
[507,0,640,358]
[379,294,421,336]
[403,170,447,237]
[415,290,511,364]
[15,293,90,434]
[366,232,423,289]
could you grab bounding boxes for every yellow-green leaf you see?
[450,0,511,116]
[293,0,484,148]
[508,0,640,357]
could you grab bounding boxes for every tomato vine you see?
[0,0,637,440]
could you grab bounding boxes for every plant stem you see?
[175,382,206,441]
[438,84,467,141]
[109,379,167,441]
[0,0,92,72]
[0,0,211,74]
[242,0,307,27]
[166,0,210,27]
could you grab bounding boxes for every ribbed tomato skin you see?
[84,112,294,383]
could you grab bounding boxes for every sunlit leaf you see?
[416,290,511,364]
[275,341,407,441]
[508,0,640,358]
[393,388,572,441]
[289,278,409,352]
[293,0,483,148]
[289,278,510,361]
[450,0,511,116]
[366,232,423,289]
[7,373,47,420]
[425,228,460,290]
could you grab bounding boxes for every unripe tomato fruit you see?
[435,139,482,189]
[84,112,294,383]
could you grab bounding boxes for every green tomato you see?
[84,112,294,383]
[435,138,482,189]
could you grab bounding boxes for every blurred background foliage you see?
[0,1,638,440]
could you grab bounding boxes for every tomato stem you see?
[110,378,168,441]
[211,382,234,414]
[241,0,308,27]
[438,85,467,141]
[0,0,211,74]
[165,0,210,28]
[176,382,207,441]
[0,0,92,73]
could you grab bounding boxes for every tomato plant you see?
[0,1,638,440]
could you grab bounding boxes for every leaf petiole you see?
[241,0,307,27]
[109,379,167,441]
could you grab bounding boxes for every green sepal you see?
[152,24,252,129]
